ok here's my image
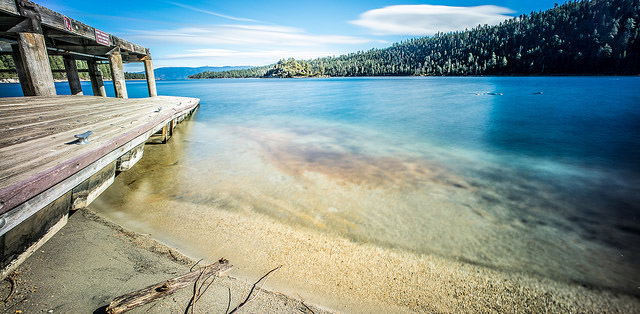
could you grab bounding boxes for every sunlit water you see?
[2,77,638,300]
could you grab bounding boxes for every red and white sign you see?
[63,16,72,31]
[95,29,110,46]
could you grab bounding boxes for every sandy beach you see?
[0,209,331,314]
[97,198,640,314]
[1,206,636,313]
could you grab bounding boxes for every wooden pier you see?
[0,0,201,277]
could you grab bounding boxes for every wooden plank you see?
[111,37,147,56]
[52,68,89,73]
[1,214,67,279]
[0,97,148,133]
[0,96,200,215]
[108,51,127,98]
[63,55,83,95]
[51,45,112,56]
[87,59,106,97]
[116,144,144,172]
[0,191,69,269]
[32,0,95,39]
[143,59,157,97]
[0,102,177,174]
[16,32,56,96]
[71,161,115,209]
[0,0,19,16]
[0,97,187,150]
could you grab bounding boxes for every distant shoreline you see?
[1,75,637,84]
[187,74,640,79]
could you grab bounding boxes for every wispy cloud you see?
[167,1,260,23]
[350,5,514,36]
[128,24,382,47]
[165,48,338,60]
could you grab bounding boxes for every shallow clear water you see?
[3,77,638,296]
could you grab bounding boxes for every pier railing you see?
[0,0,157,98]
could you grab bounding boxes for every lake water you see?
[2,77,639,307]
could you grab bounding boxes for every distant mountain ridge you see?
[148,66,253,80]
[191,0,639,78]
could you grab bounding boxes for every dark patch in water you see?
[480,194,499,204]
[235,126,472,190]
[615,224,640,236]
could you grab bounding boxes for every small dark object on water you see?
[533,91,543,94]
[487,92,503,96]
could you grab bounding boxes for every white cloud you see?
[128,24,381,47]
[350,5,515,36]
[164,48,338,61]
[167,2,260,23]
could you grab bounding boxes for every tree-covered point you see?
[0,55,144,80]
[190,0,640,78]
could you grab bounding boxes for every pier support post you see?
[13,33,56,96]
[87,59,106,97]
[108,50,127,99]
[63,55,83,95]
[10,44,29,95]
[143,58,157,97]
[161,124,169,143]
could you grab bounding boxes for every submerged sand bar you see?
[0,95,199,276]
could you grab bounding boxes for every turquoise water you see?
[2,77,639,295]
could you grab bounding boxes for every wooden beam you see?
[2,0,150,58]
[0,0,20,16]
[63,55,83,95]
[106,260,232,314]
[15,32,56,96]
[87,59,106,97]
[143,58,157,97]
[108,50,127,98]
[52,68,89,73]
[49,45,112,56]
[161,124,168,143]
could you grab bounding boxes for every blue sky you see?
[37,0,561,70]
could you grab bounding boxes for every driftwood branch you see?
[2,275,16,303]
[106,259,232,314]
[227,265,282,314]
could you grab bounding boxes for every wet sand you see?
[0,209,330,314]
[95,196,639,314]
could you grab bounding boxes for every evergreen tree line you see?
[0,55,144,80]
[190,0,640,78]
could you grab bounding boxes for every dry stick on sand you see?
[227,265,283,314]
[106,259,232,314]
[185,264,220,314]
[2,275,16,303]
[301,301,316,314]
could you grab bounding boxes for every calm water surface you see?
[3,77,638,295]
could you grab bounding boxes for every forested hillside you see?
[190,0,640,78]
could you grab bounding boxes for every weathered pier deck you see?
[0,95,199,276]
[0,0,201,277]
